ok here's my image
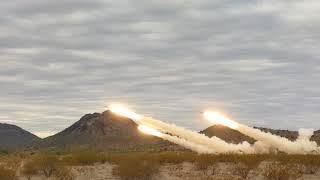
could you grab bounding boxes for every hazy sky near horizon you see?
[1,0,320,137]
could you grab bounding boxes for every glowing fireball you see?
[203,111,239,129]
[108,104,142,121]
[138,125,163,137]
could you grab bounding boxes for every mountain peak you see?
[35,110,181,151]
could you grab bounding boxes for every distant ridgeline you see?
[0,123,40,150]
[1,111,319,151]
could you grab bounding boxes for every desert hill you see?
[33,110,182,151]
[0,123,40,150]
[200,125,256,144]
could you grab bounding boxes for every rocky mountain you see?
[33,110,182,151]
[200,125,256,144]
[0,123,40,150]
[201,125,320,145]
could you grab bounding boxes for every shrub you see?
[262,162,290,180]
[22,160,38,180]
[31,154,60,177]
[54,166,75,180]
[156,152,196,164]
[112,154,160,180]
[24,153,76,179]
[0,166,17,180]
[262,161,302,180]
[0,150,9,156]
[195,154,216,170]
[233,163,250,179]
[64,151,107,165]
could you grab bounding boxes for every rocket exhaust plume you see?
[108,104,254,154]
[108,104,216,153]
[138,125,163,137]
[138,117,254,154]
[138,125,215,154]
[203,112,238,129]
[203,110,320,154]
[109,104,142,121]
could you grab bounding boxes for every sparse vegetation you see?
[1,151,320,179]
[0,166,17,180]
[63,150,107,165]
[262,161,303,180]
[21,153,74,179]
[111,153,160,180]
[233,163,250,179]
[22,159,38,180]
[54,166,75,180]
[34,154,60,177]
[0,150,8,156]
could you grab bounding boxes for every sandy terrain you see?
[15,161,320,180]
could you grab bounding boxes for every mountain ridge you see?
[0,123,40,150]
[1,111,320,150]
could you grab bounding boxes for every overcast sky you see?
[1,0,320,137]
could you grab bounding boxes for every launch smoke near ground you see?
[237,125,320,154]
[109,105,218,153]
[139,117,254,154]
[109,104,254,154]
[138,125,215,154]
[109,104,320,154]
[204,111,320,154]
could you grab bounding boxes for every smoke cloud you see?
[110,104,320,155]
[161,133,216,154]
[138,125,214,154]
[140,117,254,154]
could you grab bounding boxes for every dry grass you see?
[63,150,107,165]
[22,159,38,180]
[0,166,17,180]
[21,153,74,179]
[54,166,75,180]
[262,161,303,180]
[0,153,21,180]
[2,150,320,179]
[111,153,160,180]
[233,163,250,179]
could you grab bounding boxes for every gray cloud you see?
[1,0,320,136]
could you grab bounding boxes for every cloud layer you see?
[1,0,320,136]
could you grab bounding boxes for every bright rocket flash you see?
[203,111,239,129]
[109,104,253,154]
[138,125,163,137]
[108,104,142,121]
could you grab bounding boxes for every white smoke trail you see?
[139,117,255,154]
[138,125,215,154]
[236,125,320,154]
[161,133,216,154]
[109,104,255,154]
[204,111,320,154]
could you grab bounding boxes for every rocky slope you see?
[0,123,40,150]
[33,110,182,151]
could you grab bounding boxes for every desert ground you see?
[1,151,320,180]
